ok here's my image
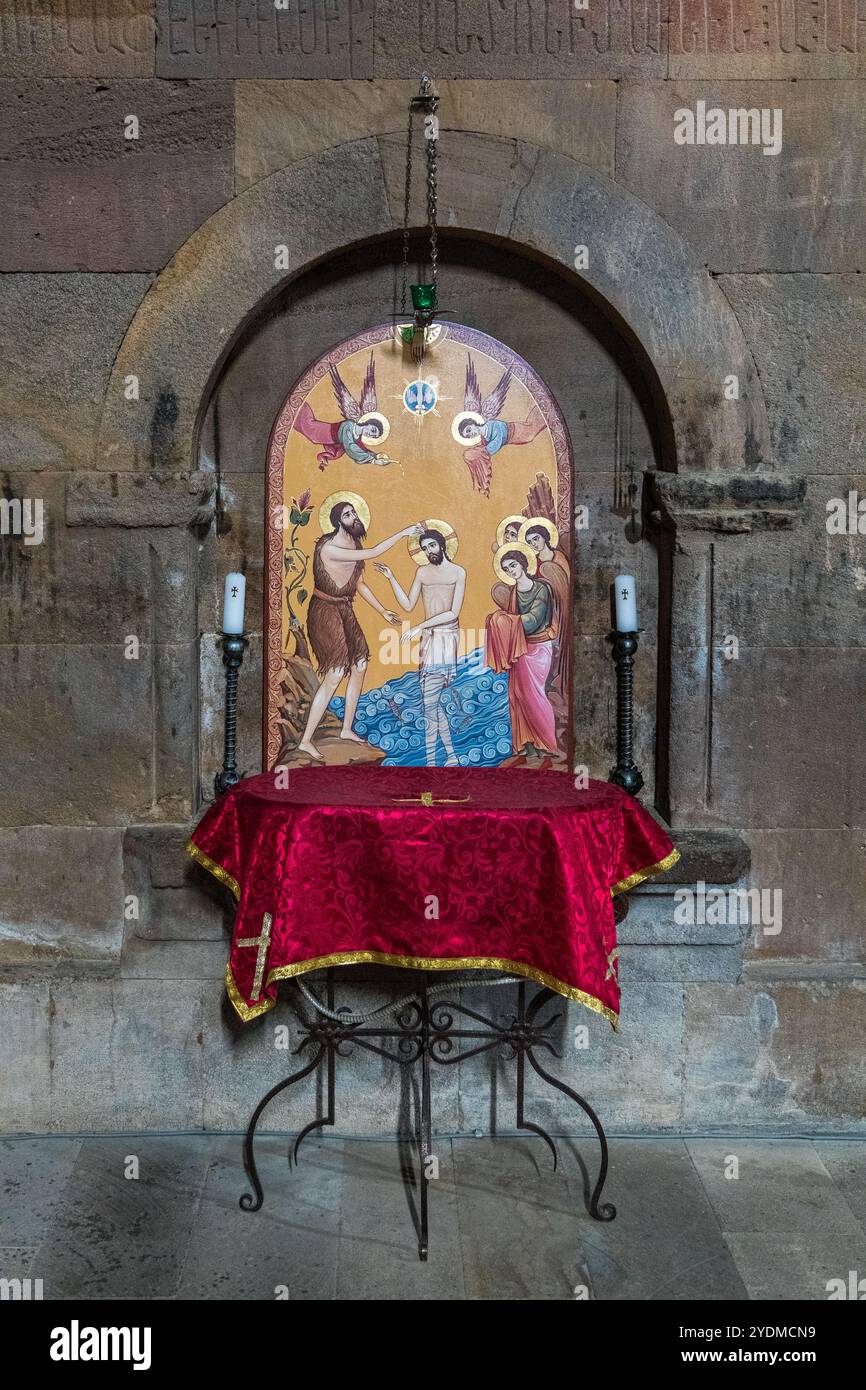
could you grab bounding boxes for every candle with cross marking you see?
[614,575,637,632]
[223,572,246,634]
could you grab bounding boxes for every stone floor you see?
[1,1134,864,1300]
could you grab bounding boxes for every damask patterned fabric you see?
[187,767,679,1028]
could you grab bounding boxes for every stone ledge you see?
[65,471,215,528]
[650,827,751,885]
[651,472,807,533]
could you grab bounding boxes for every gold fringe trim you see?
[186,839,240,900]
[611,846,681,896]
[225,963,273,1021]
[226,954,619,1029]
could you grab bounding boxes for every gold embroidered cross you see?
[391,791,471,806]
[238,912,272,1001]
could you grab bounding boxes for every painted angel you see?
[451,354,546,496]
[294,352,393,470]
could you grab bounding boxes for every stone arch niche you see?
[95,133,772,830]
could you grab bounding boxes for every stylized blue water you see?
[329,648,512,767]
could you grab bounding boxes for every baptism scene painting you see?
[264,323,574,772]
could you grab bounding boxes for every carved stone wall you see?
[0,7,863,1134]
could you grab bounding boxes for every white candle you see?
[223,573,246,634]
[614,575,638,632]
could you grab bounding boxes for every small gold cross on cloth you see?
[391,791,471,806]
[238,912,273,1001]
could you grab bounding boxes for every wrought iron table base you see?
[240,973,616,1261]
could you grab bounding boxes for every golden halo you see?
[519,516,560,550]
[496,514,527,547]
[358,410,390,447]
[319,491,371,534]
[408,518,459,565]
[451,409,485,446]
[493,540,536,585]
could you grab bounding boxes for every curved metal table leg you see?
[240,1046,324,1212]
[525,1046,616,1221]
[418,978,431,1261]
[515,981,559,1171]
[293,972,339,1165]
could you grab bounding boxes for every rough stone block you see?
[49,977,204,1131]
[683,981,866,1131]
[97,138,391,468]
[378,126,516,235]
[0,827,123,963]
[0,274,150,471]
[235,78,616,191]
[1,475,138,644]
[719,275,866,472]
[499,143,769,472]
[0,981,50,1131]
[708,647,866,829]
[0,79,233,271]
[123,824,230,943]
[741,829,865,965]
[708,515,866,651]
[65,471,215,528]
[156,0,373,78]
[0,643,154,827]
[661,829,751,884]
[153,641,196,820]
[617,82,866,273]
[0,487,198,647]
[0,1,155,77]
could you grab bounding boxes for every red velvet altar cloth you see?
[186,767,679,1029]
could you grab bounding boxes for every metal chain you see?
[296,973,517,1025]
[400,75,439,319]
[400,101,413,319]
[426,89,439,301]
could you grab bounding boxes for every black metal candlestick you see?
[609,630,644,796]
[215,631,248,796]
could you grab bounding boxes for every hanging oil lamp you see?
[398,75,448,363]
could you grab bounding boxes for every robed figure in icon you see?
[521,518,570,698]
[298,492,421,761]
[375,522,466,767]
[485,542,557,756]
[294,353,394,470]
